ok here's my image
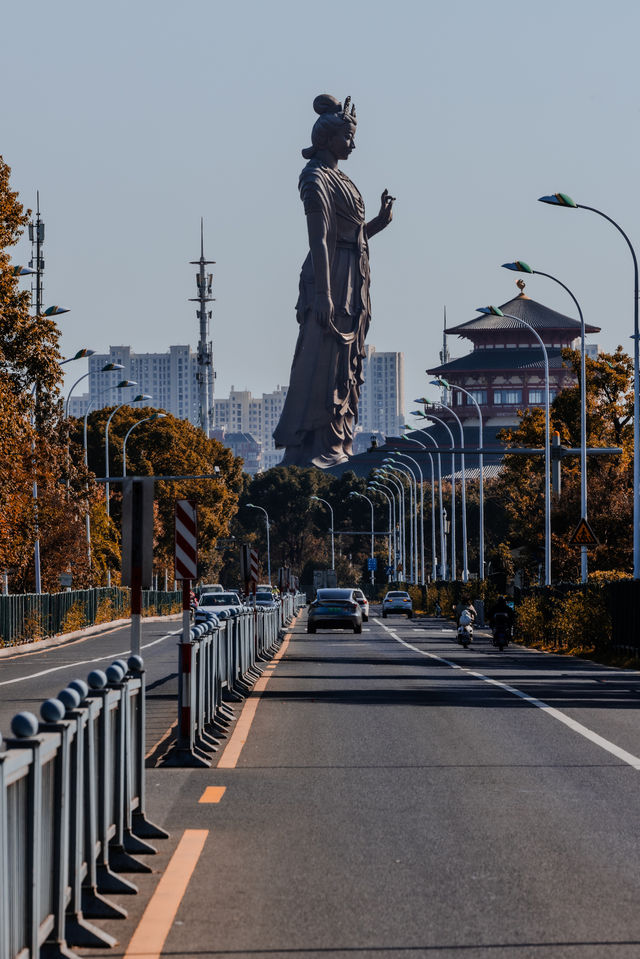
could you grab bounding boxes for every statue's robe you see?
[273,159,371,468]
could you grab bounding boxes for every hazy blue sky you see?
[3,0,640,420]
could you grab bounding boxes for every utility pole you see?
[189,220,215,437]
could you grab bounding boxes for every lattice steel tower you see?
[189,220,215,435]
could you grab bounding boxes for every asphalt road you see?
[7,609,640,957]
[0,616,181,747]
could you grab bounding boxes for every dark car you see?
[307,588,363,634]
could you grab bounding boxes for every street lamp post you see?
[429,381,485,581]
[104,393,151,586]
[416,411,457,582]
[539,192,639,578]
[374,471,404,576]
[382,463,415,583]
[368,483,393,578]
[65,361,124,418]
[349,491,375,585]
[122,412,167,476]
[310,495,335,570]
[479,305,551,585]
[405,426,444,581]
[427,402,469,582]
[390,452,425,585]
[246,503,271,584]
[502,259,588,583]
[105,394,152,519]
[401,429,438,583]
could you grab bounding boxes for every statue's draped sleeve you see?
[295,162,337,323]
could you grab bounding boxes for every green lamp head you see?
[538,192,577,208]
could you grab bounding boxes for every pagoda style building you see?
[427,281,601,430]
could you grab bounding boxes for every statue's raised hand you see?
[314,291,334,329]
[377,189,395,228]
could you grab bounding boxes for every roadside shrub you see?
[22,609,45,643]
[95,597,127,624]
[61,601,87,634]
[550,588,611,653]
[514,594,546,646]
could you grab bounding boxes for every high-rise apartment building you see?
[214,385,289,472]
[357,346,405,438]
[68,345,214,429]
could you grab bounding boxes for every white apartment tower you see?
[357,346,405,438]
[69,345,213,427]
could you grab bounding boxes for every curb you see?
[0,613,181,659]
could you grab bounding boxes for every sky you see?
[3,0,640,422]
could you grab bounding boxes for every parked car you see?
[196,583,224,597]
[307,588,363,634]
[246,590,280,610]
[382,590,413,618]
[194,591,243,624]
[352,588,370,622]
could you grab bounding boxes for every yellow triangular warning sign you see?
[569,518,599,547]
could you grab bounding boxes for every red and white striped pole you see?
[175,500,198,750]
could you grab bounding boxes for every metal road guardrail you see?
[0,588,181,647]
[0,655,167,959]
[168,593,306,767]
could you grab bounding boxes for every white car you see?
[352,588,370,622]
[197,583,224,596]
[194,591,243,624]
[382,590,413,618]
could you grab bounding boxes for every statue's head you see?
[302,94,357,161]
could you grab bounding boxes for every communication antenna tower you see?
[29,191,45,316]
[189,220,215,436]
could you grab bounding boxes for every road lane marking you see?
[217,629,294,769]
[123,828,207,959]
[199,786,226,803]
[0,629,181,687]
[375,619,640,771]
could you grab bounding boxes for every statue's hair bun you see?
[313,94,342,116]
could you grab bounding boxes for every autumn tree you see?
[492,347,633,582]
[71,407,243,584]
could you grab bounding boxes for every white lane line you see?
[0,629,181,687]
[373,618,640,771]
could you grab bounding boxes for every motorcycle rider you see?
[488,596,514,629]
[488,596,514,644]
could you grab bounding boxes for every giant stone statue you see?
[273,94,394,468]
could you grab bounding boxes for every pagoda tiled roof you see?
[446,292,600,336]
[427,347,566,376]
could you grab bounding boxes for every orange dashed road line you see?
[123,828,208,959]
[199,786,226,803]
[217,627,294,769]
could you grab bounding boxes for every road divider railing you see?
[0,655,167,959]
[166,594,306,767]
[0,587,182,647]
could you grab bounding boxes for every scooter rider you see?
[488,596,514,630]
[454,598,477,626]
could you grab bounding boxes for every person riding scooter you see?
[456,600,476,647]
[488,596,514,649]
